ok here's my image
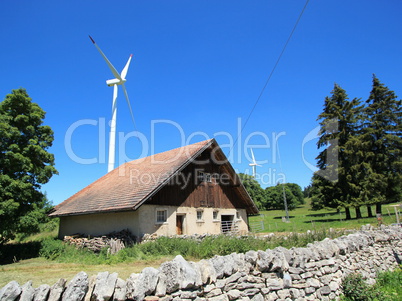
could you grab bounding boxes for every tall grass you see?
[38,228,342,265]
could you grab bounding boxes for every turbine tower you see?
[249,148,262,178]
[89,36,136,172]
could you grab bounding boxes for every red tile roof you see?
[49,139,258,217]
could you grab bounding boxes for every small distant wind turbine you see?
[249,148,262,178]
[89,35,136,173]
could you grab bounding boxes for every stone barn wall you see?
[1,226,401,301]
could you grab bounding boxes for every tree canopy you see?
[0,88,58,244]
[310,76,401,218]
[238,173,304,212]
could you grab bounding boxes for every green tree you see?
[238,173,266,210]
[303,184,312,198]
[360,75,402,215]
[0,88,58,244]
[286,183,305,206]
[313,84,363,219]
[264,183,302,211]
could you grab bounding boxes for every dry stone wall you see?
[1,225,401,301]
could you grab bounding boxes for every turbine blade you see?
[250,148,256,164]
[121,54,133,80]
[89,35,122,80]
[121,83,138,132]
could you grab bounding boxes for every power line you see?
[230,0,310,154]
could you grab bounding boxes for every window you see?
[213,210,219,220]
[236,211,240,220]
[198,171,205,183]
[197,210,203,221]
[197,170,213,183]
[156,209,167,223]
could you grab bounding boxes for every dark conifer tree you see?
[313,84,363,219]
[361,75,402,215]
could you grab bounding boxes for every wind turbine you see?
[249,148,262,178]
[89,35,136,173]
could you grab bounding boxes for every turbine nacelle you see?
[106,78,127,87]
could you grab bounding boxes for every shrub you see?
[39,238,65,260]
[374,267,402,301]
[341,273,382,301]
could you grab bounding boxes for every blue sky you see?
[1,1,401,206]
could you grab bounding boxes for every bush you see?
[39,238,65,260]
[341,273,382,301]
[375,267,402,301]
[0,241,41,264]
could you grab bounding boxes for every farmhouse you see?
[49,139,258,239]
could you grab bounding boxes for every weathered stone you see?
[125,273,139,300]
[319,286,331,295]
[205,288,222,298]
[283,272,292,288]
[203,284,216,294]
[160,255,201,293]
[155,272,167,297]
[243,288,260,296]
[143,297,159,301]
[256,250,273,272]
[250,292,264,301]
[329,281,339,292]
[0,281,22,301]
[215,279,226,289]
[265,292,278,301]
[225,272,242,286]
[235,282,256,290]
[34,285,50,301]
[271,251,289,272]
[300,271,313,279]
[320,275,332,285]
[233,253,251,273]
[292,283,307,289]
[209,255,236,278]
[226,289,241,300]
[197,259,217,284]
[240,275,265,284]
[306,278,321,288]
[265,279,283,290]
[276,289,290,299]
[180,291,197,299]
[84,275,96,301]
[112,278,126,301]
[245,250,258,266]
[288,267,303,274]
[128,268,160,301]
[62,272,89,301]
[289,288,300,298]
[20,281,35,301]
[48,279,66,301]
[91,272,118,301]
[304,286,315,294]
[207,295,229,301]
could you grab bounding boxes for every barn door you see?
[176,215,184,235]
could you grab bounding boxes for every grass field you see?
[248,199,401,233]
[0,257,171,288]
[0,200,400,288]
